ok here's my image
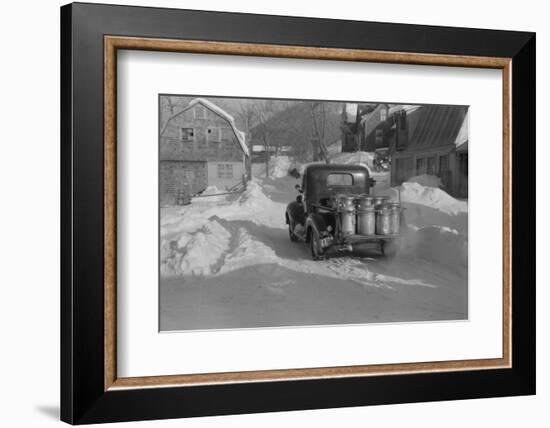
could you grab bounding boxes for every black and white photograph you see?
[0,0,542,425]
[159,95,469,331]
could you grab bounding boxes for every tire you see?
[381,240,397,258]
[288,220,299,242]
[310,228,325,261]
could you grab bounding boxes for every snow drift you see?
[406,174,442,188]
[330,151,374,168]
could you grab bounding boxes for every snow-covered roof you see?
[388,104,422,116]
[164,98,249,156]
[454,109,469,151]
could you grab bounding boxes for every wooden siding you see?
[207,161,245,191]
[161,104,243,162]
[160,160,207,206]
[391,147,468,198]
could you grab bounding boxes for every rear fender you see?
[286,201,305,225]
[306,213,328,238]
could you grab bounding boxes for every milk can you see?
[356,196,375,235]
[337,195,357,235]
[373,196,388,206]
[389,202,401,235]
[375,204,392,235]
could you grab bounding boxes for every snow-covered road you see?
[160,163,468,331]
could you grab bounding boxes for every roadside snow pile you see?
[406,174,442,188]
[179,220,231,275]
[160,179,288,277]
[270,156,292,178]
[399,182,467,216]
[230,180,287,229]
[330,151,374,168]
[161,219,231,276]
[201,185,223,196]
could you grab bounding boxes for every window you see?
[416,157,426,175]
[194,105,206,119]
[327,173,353,186]
[426,156,436,175]
[439,154,451,189]
[380,108,387,121]
[217,164,234,179]
[207,127,221,142]
[439,154,450,173]
[180,128,194,141]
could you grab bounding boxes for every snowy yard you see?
[160,156,468,331]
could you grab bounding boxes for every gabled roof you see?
[162,98,249,156]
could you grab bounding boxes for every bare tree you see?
[160,95,194,129]
[252,101,273,178]
[236,101,258,151]
[308,102,329,162]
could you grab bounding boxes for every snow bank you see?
[330,151,374,168]
[161,220,231,276]
[400,182,467,216]
[374,180,466,228]
[230,180,287,229]
[270,156,292,178]
[160,178,288,277]
[201,185,224,196]
[179,220,231,276]
[406,174,442,188]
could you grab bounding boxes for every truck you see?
[285,164,403,260]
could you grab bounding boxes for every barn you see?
[160,98,250,206]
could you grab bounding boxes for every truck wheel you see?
[310,229,325,261]
[381,240,397,258]
[288,221,299,242]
